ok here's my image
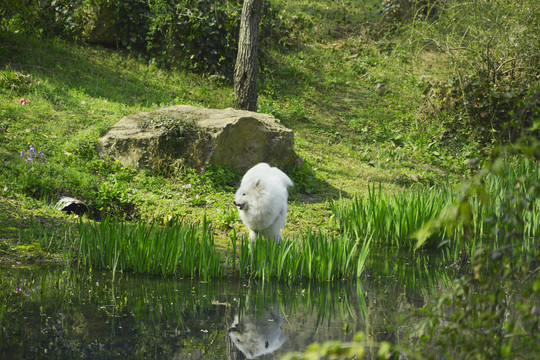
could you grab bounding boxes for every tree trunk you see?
[234,0,262,112]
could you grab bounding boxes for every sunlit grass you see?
[75,219,372,282]
[76,217,223,280]
[72,157,538,282]
[236,230,371,282]
[331,183,453,249]
[332,158,540,256]
[1,1,459,240]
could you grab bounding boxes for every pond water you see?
[0,250,454,359]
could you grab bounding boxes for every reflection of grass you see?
[0,266,373,358]
[366,244,454,295]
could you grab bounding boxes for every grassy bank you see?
[68,156,537,282]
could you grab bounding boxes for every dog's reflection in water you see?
[228,306,287,359]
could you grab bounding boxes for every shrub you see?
[411,126,540,359]
[1,0,291,77]
[94,178,139,220]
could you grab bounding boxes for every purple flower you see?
[20,145,45,166]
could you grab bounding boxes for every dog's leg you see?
[249,229,258,241]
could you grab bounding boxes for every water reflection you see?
[228,303,286,359]
[0,254,453,359]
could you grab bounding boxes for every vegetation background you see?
[1,0,538,247]
[0,0,539,358]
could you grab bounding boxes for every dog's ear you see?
[255,179,264,188]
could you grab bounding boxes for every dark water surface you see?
[0,252,452,359]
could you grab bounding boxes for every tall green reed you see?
[236,231,371,282]
[331,184,453,248]
[76,217,224,280]
[333,158,539,257]
[74,218,371,282]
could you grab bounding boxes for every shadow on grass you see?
[287,160,349,203]
[0,31,191,109]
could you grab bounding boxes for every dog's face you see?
[233,179,263,211]
[233,191,248,211]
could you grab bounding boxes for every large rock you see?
[96,105,298,172]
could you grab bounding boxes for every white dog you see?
[233,163,293,241]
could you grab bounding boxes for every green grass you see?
[74,219,371,282]
[236,231,371,282]
[331,183,453,248]
[0,4,453,241]
[331,158,540,258]
[76,217,224,280]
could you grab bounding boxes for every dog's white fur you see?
[233,163,293,241]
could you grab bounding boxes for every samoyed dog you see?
[233,163,293,241]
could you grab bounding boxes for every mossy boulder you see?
[96,105,298,172]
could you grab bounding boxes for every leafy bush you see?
[144,0,289,75]
[412,126,540,359]
[144,0,241,74]
[94,177,139,220]
[201,163,240,190]
[427,73,540,145]
[287,160,320,195]
[1,0,291,76]
[177,163,240,191]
